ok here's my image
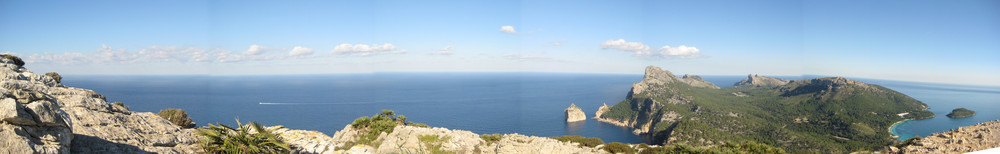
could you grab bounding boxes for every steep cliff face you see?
[598,65,933,153]
[894,120,1000,153]
[0,56,200,153]
[565,104,587,122]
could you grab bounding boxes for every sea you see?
[60,73,1000,144]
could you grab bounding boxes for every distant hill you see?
[596,66,933,153]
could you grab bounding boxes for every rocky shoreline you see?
[892,120,1000,153]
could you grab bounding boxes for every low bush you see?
[640,141,787,154]
[196,119,292,153]
[604,142,636,154]
[0,54,25,67]
[480,134,502,143]
[550,135,604,148]
[111,102,128,110]
[350,110,424,145]
[158,108,194,128]
[45,72,62,83]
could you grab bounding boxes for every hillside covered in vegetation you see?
[596,66,934,153]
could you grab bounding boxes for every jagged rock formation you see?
[0,56,199,153]
[566,104,586,122]
[680,74,720,89]
[594,103,610,118]
[630,66,719,95]
[894,120,1000,153]
[598,65,934,153]
[734,74,790,87]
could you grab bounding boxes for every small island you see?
[946,108,976,118]
[565,104,586,122]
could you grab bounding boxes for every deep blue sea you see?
[61,73,1000,144]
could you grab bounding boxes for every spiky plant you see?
[196,119,293,154]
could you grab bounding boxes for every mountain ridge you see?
[597,65,934,153]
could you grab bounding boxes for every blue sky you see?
[1,0,998,86]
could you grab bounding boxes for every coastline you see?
[888,119,913,139]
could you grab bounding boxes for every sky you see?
[0,0,998,86]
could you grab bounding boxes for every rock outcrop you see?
[325,124,607,154]
[895,120,1000,153]
[566,104,586,122]
[734,74,789,87]
[680,74,720,89]
[594,103,610,118]
[630,66,719,95]
[0,56,200,153]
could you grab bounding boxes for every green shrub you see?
[480,134,502,143]
[550,135,604,148]
[112,102,128,110]
[641,141,787,154]
[350,110,423,145]
[158,108,194,128]
[0,54,25,67]
[45,72,62,83]
[604,142,636,154]
[196,119,292,153]
[637,143,649,149]
[417,135,453,154]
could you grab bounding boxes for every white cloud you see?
[500,26,517,33]
[427,51,454,56]
[503,54,552,61]
[656,45,700,58]
[288,46,314,57]
[245,44,271,55]
[601,39,701,59]
[600,39,650,52]
[331,43,407,56]
[427,46,454,55]
[552,41,564,46]
[22,44,308,64]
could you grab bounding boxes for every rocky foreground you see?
[891,120,1000,153]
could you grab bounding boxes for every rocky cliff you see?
[565,104,586,122]
[0,56,200,153]
[893,120,1000,153]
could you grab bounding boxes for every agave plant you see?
[196,119,293,154]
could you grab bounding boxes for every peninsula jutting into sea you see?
[3,54,998,153]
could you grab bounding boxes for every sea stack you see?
[565,104,586,122]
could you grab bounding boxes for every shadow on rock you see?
[71,134,151,154]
